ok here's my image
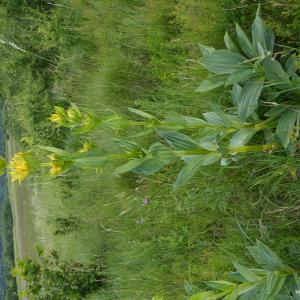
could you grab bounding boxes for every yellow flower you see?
[48,154,66,176]
[49,106,67,125]
[49,161,63,176]
[9,152,31,183]
[79,142,93,153]
[49,113,63,123]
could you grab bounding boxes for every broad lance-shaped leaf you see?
[251,5,275,53]
[225,288,239,300]
[285,55,298,77]
[263,271,286,297]
[264,104,290,118]
[199,44,215,56]
[224,31,239,53]
[263,57,291,90]
[113,159,145,175]
[237,80,264,121]
[196,74,227,92]
[276,110,299,148]
[201,50,248,75]
[206,281,236,291]
[236,23,257,58]
[127,107,157,120]
[229,128,257,148]
[74,149,109,167]
[188,291,218,300]
[210,103,234,127]
[185,282,201,296]
[159,131,200,150]
[173,153,221,190]
[203,110,239,127]
[226,68,254,86]
[233,262,261,282]
[232,83,242,105]
[40,146,71,158]
[132,143,176,176]
[247,241,289,271]
[113,139,140,152]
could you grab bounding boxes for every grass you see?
[0,0,300,299]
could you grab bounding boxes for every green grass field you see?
[1,0,300,299]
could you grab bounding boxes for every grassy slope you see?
[1,0,300,299]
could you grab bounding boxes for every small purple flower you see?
[143,198,151,205]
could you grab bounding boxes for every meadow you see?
[0,0,300,299]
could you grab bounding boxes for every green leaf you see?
[196,75,227,92]
[195,127,219,144]
[224,31,239,53]
[224,287,239,300]
[229,128,257,148]
[113,159,144,175]
[188,291,218,300]
[237,80,264,121]
[102,115,130,130]
[247,241,288,271]
[40,146,70,158]
[132,143,175,175]
[74,149,109,167]
[264,271,287,297]
[164,112,187,128]
[74,113,99,134]
[206,281,236,291]
[232,83,242,105]
[127,107,157,119]
[184,282,200,296]
[236,23,257,58]
[263,57,291,88]
[199,44,215,56]
[202,50,248,75]
[233,262,261,282]
[251,5,275,53]
[276,109,299,148]
[181,116,209,127]
[203,111,239,127]
[226,69,254,86]
[210,103,234,127]
[113,139,140,152]
[285,55,298,77]
[174,153,221,190]
[264,104,290,118]
[159,131,200,150]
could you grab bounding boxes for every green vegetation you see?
[189,241,300,299]
[0,0,300,299]
[14,249,104,300]
[0,189,18,300]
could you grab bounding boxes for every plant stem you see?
[228,143,280,153]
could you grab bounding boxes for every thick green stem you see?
[110,153,139,160]
[228,143,280,153]
[254,117,277,130]
[174,149,213,156]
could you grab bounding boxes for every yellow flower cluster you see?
[48,154,64,176]
[79,142,93,153]
[49,106,68,126]
[9,152,31,183]
[49,105,83,127]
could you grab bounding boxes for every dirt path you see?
[7,137,36,300]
